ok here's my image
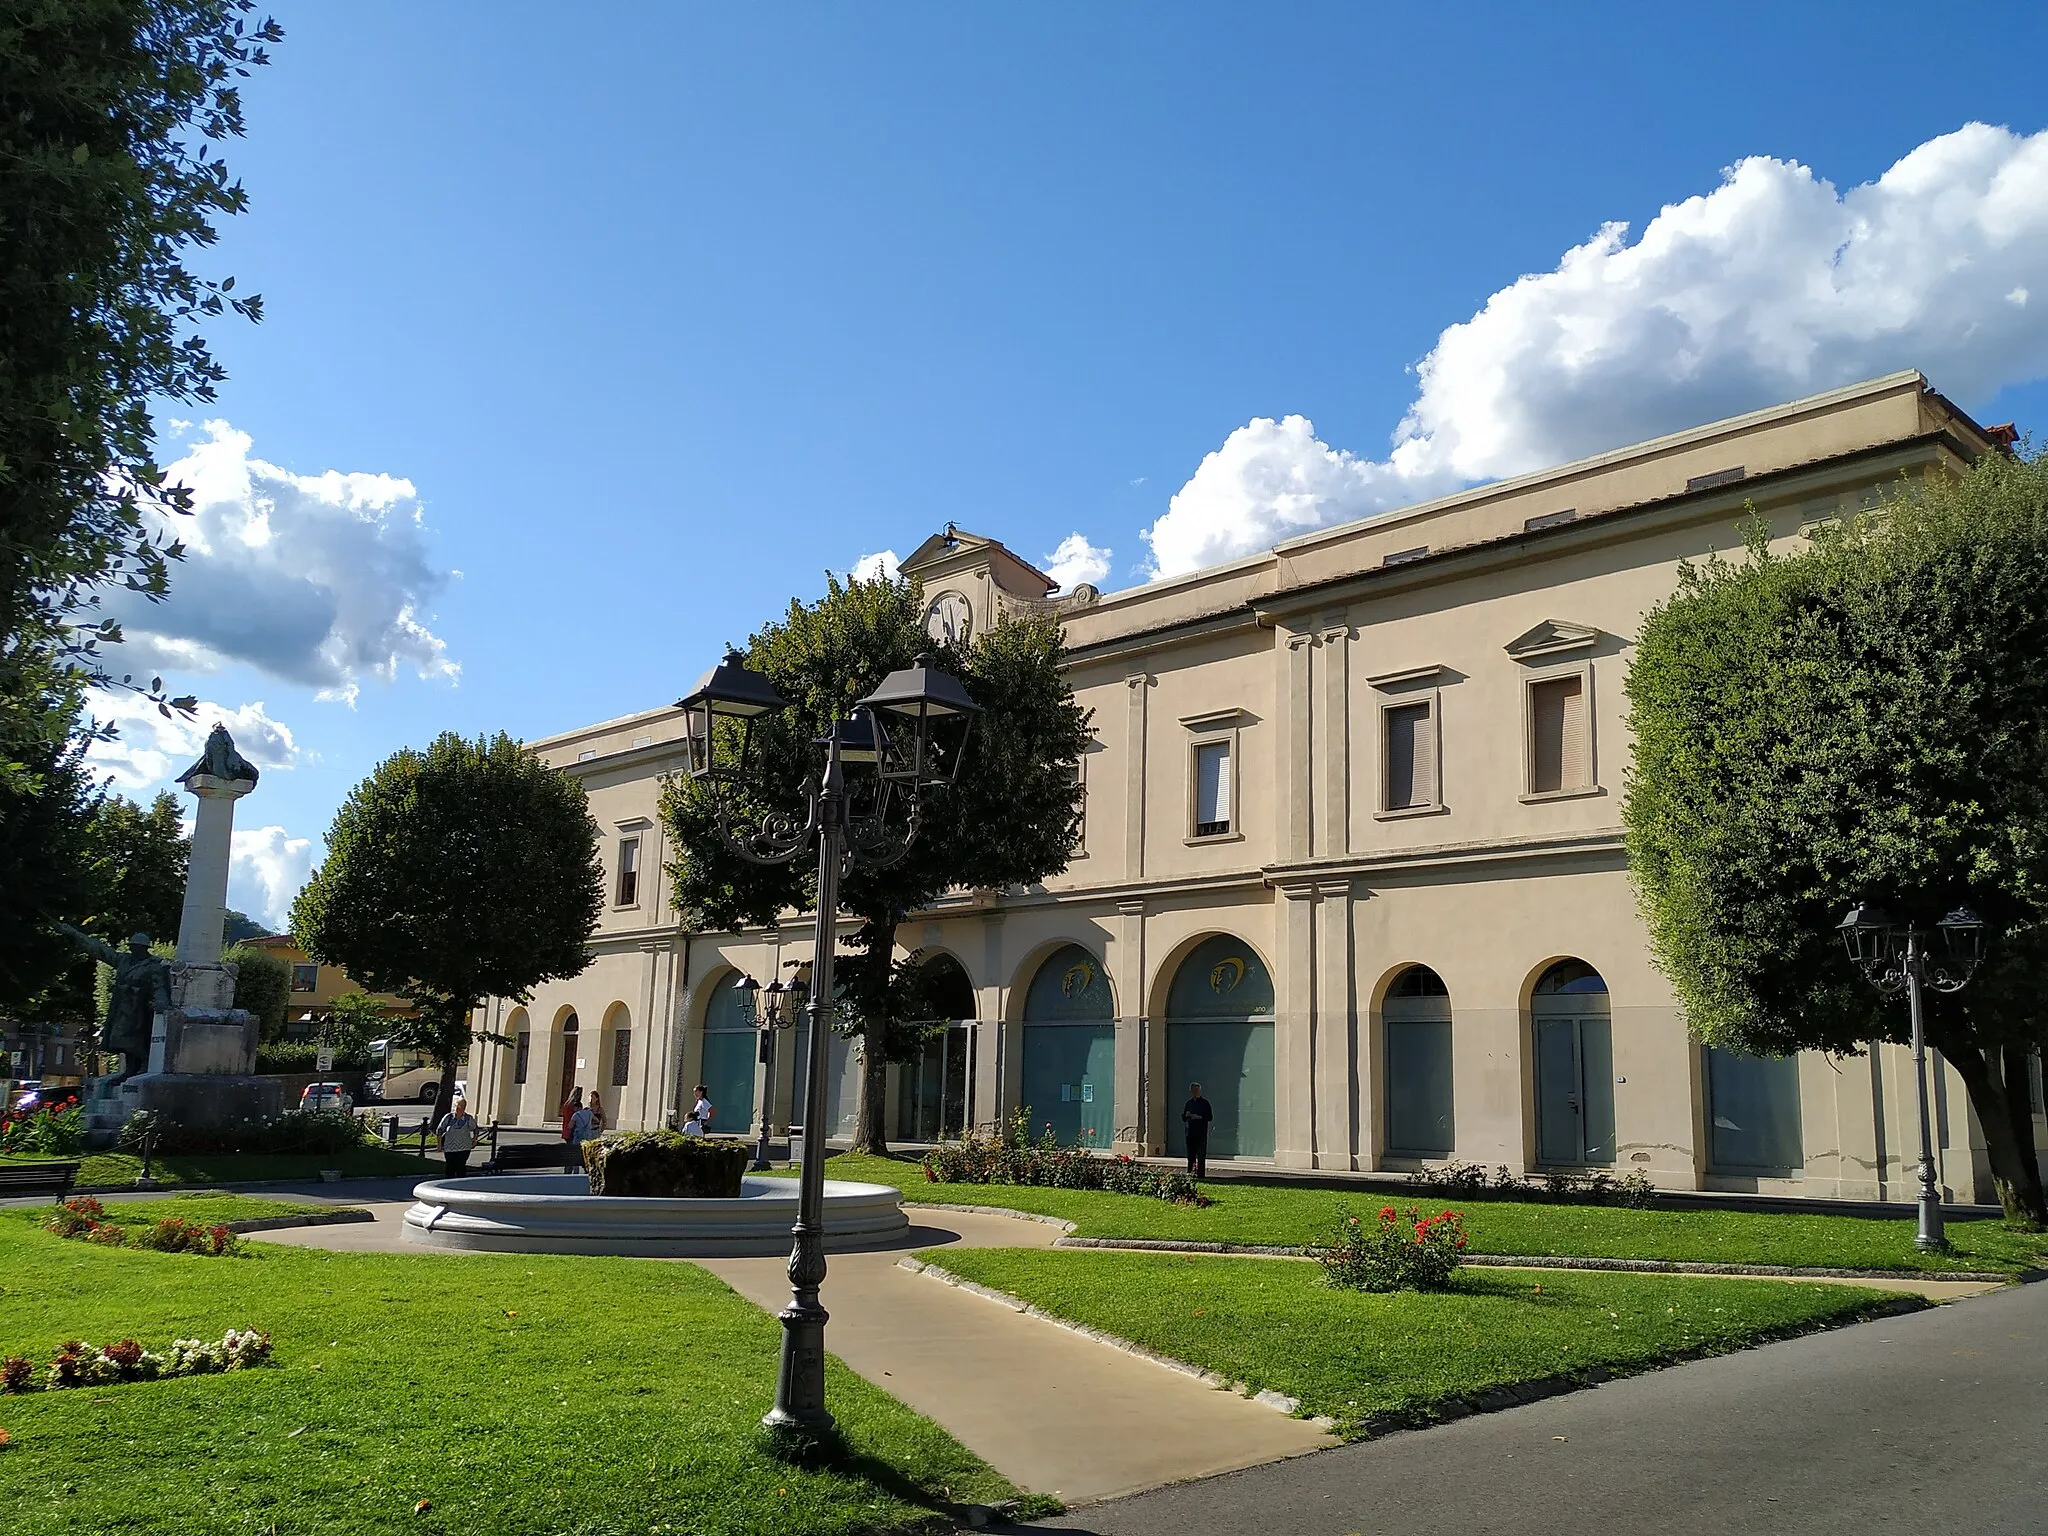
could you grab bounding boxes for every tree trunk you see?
[852,916,896,1156]
[2001,1043,2044,1228]
[432,1000,473,1121]
[1943,1039,2047,1228]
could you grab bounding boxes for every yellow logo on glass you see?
[1209,956,1246,994]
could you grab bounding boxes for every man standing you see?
[1181,1082,1214,1179]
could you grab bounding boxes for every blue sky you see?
[87,2,2048,926]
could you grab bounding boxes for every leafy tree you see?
[322,990,385,1063]
[225,940,286,1039]
[292,732,605,1109]
[1625,448,2048,1226]
[663,575,1090,1153]
[0,0,279,784]
[0,678,98,1019]
[222,908,271,943]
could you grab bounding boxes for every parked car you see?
[299,1081,354,1113]
[8,1081,41,1112]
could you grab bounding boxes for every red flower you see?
[1414,1222,1429,1238]
[1378,1206,1396,1221]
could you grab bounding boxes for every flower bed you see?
[2,1329,270,1393]
[46,1198,242,1256]
[1,1098,83,1156]
[1408,1159,1657,1208]
[1312,1205,1468,1291]
[922,1115,1209,1206]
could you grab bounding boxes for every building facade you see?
[470,372,2048,1204]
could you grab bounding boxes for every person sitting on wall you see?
[683,1085,713,1138]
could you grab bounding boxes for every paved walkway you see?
[249,1194,1336,1504]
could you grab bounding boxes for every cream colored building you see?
[470,371,2047,1204]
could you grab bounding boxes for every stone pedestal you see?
[117,957,281,1134]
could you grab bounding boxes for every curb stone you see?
[899,1256,1338,1432]
[228,1209,375,1234]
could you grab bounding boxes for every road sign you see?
[315,1046,334,1073]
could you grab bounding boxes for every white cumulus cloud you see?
[229,825,315,932]
[1041,533,1113,592]
[1144,121,2048,580]
[85,693,300,793]
[849,550,901,582]
[103,420,457,702]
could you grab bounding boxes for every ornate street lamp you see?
[736,974,798,1172]
[677,648,978,1433]
[1838,901,1988,1252]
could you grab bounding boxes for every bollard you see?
[381,1113,398,1147]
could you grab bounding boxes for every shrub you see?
[921,1112,1211,1207]
[0,1100,85,1156]
[257,1107,365,1156]
[45,1196,106,1238]
[0,1358,31,1394]
[583,1131,749,1197]
[135,1217,241,1256]
[1408,1160,1657,1210]
[1313,1205,1468,1292]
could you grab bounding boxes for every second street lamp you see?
[1837,901,1987,1252]
[737,974,797,1172]
[676,648,977,1433]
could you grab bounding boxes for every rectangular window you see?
[513,1031,531,1084]
[291,963,318,993]
[1528,674,1589,795]
[1382,701,1436,811]
[1068,756,1087,853]
[611,1029,632,1087]
[617,838,640,905]
[1192,740,1232,837]
[1706,1047,1803,1172]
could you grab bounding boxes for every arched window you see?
[1019,945,1115,1147]
[1163,936,1275,1159]
[897,955,977,1142]
[1532,960,1614,1165]
[1383,966,1453,1158]
[554,1010,580,1113]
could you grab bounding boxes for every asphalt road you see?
[1012,1278,2048,1536]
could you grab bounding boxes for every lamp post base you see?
[762,1297,834,1434]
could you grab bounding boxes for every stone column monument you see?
[113,724,284,1131]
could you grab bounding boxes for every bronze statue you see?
[54,926,172,1084]
[178,722,259,788]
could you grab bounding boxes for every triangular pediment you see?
[901,524,999,575]
[1505,619,1601,661]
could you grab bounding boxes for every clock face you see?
[925,591,972,646]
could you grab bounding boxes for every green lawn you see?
[0,1198,1027,1535]
[1,1146,436,1189]
[821,1152,2048,1274]
[921,1246,1913,1439]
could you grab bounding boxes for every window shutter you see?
[1385,702,1433,809]
[1529,677,1576,794]
[1194,741,1231,834]
[612,1029,632,1086]
[1559,675,1588,788]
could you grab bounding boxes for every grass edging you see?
[1050,1235,2016,1283]
[906,1252,1934,1442]
[899,1256,1336,1430]
[905,1200,1076,1230]
[225,1208,374,1234]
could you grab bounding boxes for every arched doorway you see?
[700,975,758,1137]
[1383,965,1453,1158]
[1019,945,1115,1147]
[1164,936,1275,1160]
[1532,959,1614,1166]
[555,1010,580,1118]
[897,954,977,1142]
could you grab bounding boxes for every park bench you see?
[0,1160,81,1200]
[483,1140,578,1174]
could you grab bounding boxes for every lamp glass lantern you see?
[676,649,788,781]
[1837,902,1897,971]
[855,654,980,787]
[1938,905,1985,969]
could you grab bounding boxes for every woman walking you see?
[436,1094,480,1176]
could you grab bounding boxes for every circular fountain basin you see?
[401,1173,908,1257]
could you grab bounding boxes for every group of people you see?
[430,1084,722,1176]
[556,1086,612,1147]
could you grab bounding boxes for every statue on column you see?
[51,927,173,1086]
